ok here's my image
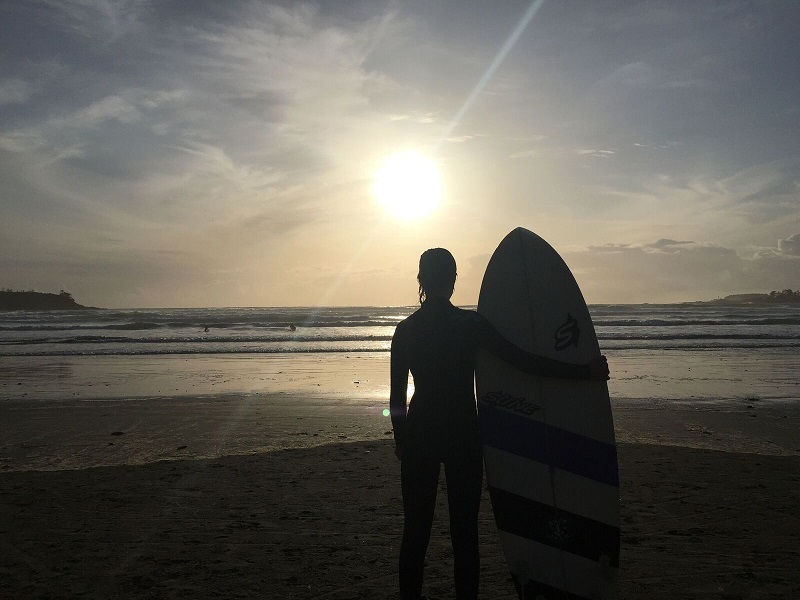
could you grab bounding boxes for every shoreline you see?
[1,391,797,475]
[2,348,798,405]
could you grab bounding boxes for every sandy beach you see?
[1,389,798,600]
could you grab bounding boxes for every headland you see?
[0,290,90,311]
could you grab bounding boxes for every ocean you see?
[1,304,798,404]
[2,304,799,356]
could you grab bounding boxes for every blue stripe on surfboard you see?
[484,446,620,527]
[479,402,619,488]
[489,486,621,567]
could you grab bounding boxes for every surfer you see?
[390,248,608,600]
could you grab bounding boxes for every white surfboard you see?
[476,227,620,600]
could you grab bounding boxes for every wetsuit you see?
[389,297,590,600]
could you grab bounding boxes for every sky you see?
[1,0,798,308]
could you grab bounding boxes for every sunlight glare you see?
[373,152,441,219]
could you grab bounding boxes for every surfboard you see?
[476,227,620,600]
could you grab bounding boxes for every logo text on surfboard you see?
[554,313,580,351]
[480,390,540,416]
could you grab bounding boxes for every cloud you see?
[185,4,391,127]
[0,1,425,306]
[0,2,404,221]
[1,1,798,307]
[592,61,657,89]
[0,78,32,106]
[447,134,478,143]
[590,60,711,96]
[509,149,542,159]
[572,237,800,303]
[778,234,800,257]
[632,141,679,150]
[644,239,694,253]
[34,0,148,41]
[50,94,143,128]
[592,2,686,31]
[585,159,800,243]
[576,148,615,158]
[507,134,549,159]
[388,112,438,124]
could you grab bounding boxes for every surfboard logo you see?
[480,390,540,416]
[554,313,580,351]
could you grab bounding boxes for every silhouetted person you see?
[390,248,608,600]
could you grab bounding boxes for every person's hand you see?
[394,444,403,461]
[589,355,610,380]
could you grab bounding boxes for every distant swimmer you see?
[289,323,297,332]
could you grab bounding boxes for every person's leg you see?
[444,440,483,600]
[399,453,441,600]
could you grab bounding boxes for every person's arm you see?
[478,316,608,380]
[389,328,410,458]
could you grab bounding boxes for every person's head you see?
[417,248,457,304]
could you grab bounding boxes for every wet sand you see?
[1,395,798,599]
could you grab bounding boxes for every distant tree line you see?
[768,289,800,302]
[711,289,800,305]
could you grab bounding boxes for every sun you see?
[373,151,441,219]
